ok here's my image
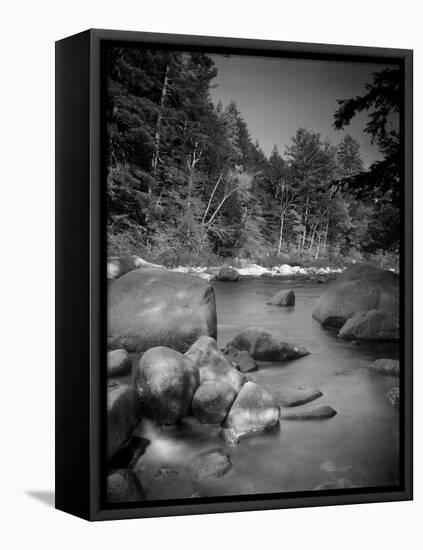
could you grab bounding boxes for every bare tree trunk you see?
[277,181,285,256]
[301,193,310,249]
[308,229,315,256]
[151,63,170,178]
[315,233,321,260]
[186,143,202,210]
[204,186,241,231]
[202,172,223,224]
[322,221,329,254]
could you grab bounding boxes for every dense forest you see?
[106,48,400,269]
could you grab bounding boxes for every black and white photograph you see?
[105,44,403,504]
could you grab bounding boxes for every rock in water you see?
[108,268,217,352]
[312,263,399,329]
[224,346,257,373]
[272,386,323,407]
[107,382,143,460]
[107,349,132,377]
[186,336,246,393]
[267,289,295,307]
[387,387,400,409]
[192,381,237,424]
[189,448,232,480]
[107,469,145,503]
[225,327,310,361]
[225,381,280,438]
[134,346,199,424]
[219,428,240,446]
[370,358,400,377]
[338,309,399,341]
[107,255,163,281]
[216,267,242,281]
[280,405,337,420]
[313,478,356,490]
[108,436,150,470]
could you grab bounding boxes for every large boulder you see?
[267,289,295,307]
[216,267,242,281]
[189,448,232,480]
[192,381,237,424]
[338,309,399,341]
[186,336,246,393]
[225,327,310,361]
[107,382,143,460]
[107,255,163,281]
[134,346,199,424]
[312,263,399,329]
[370,358,400,377]
[108,268,217,352]
[225,381,280,438]
[107,349,132,377]
[107,469,145,503]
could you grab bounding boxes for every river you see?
[119,276,400,500]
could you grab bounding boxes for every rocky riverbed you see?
[106,259,400,503]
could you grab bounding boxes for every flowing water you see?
[119,277,400,500]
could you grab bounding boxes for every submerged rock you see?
[267,289,295,307]
[107,382,143,460]
[370,358,400,377]
[339,309,399,341]
[224,346,258,373]
[154,467,178,479]
[313,478,356,490]
[312,263,399,332]
[134,346,199,424]
[189,448,232,480]
[387,387,400,409]
[320,461,352,474]
[272,386,323,407]
[186,336,246,393]
[280,405,337,420]
[225,327,310,361]
[107,349,132,377]
[107,469,145,503]
[216,267,242,281]
[108,268,217,352]
[225,381,280,438]
[192,381,237,424]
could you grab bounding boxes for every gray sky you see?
[210,54,397,168]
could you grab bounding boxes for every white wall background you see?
[0,0,420,547]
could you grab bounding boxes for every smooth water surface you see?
[123,277,400,499]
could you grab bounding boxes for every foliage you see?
[106,48,399,267]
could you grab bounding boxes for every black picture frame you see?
[55,28,413,521]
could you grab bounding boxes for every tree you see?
[285,128,338,256]
[333,68,401,200]
[337,134,363,178]
[334,68,401,252]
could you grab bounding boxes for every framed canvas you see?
[55,29,413,521]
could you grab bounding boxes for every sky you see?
[209,54,397,168]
